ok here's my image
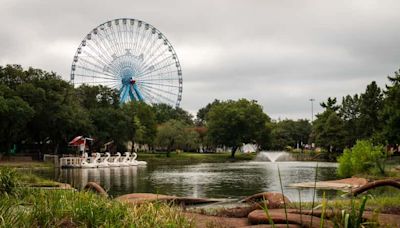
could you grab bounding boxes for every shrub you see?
[338,140,386,177]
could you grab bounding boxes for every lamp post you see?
[309,98,315,122]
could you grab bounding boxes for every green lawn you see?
[137,151,257,165]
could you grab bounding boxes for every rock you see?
[83,182,108,197]
[215,204,260,218]
[184,212,249,228]
[289,177,369,191]
[116,193,176,204]
[240,225,301,228]
[248,209,333,228]
[116,193,220,206]
[294,209,400,227]
[242,192,290,209]
[174,197,220,205]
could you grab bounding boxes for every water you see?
[36,159,338,202]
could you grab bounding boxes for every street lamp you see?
[309,98,315,122]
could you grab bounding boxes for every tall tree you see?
[153,103,193,125]
[339,94,361,147]
[206,99,271,158]
[0,65,92,154]
[76,85,119,110]
[381,70,400,144]
[358,81,383,139]
[90,107,130,151]
[155,119,198,157]
[311,97,346,152]
[270,119,311,150]
[0,86,34,152]
[121,101,157,147]
[196,99,221,126]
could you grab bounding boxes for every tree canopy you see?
[206,99,271,157]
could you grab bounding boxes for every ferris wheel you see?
[70,18,183,107]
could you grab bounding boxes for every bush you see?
[338,140,386,177]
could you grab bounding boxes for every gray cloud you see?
[1,0,399,119]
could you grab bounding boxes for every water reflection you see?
[43,161,338,201]
[59,166,144,195]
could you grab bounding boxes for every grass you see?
[137,151,257,165]
[0,167,193,227]
[0,161,54,168]
[290,190,400,215]
[0,167,61,188]
[0,189,193,228]
[18,171,61,187]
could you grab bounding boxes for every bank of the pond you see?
[137,151,257,165]
[0,160,54,168]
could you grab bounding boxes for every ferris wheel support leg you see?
[133,84,144,101]
[120,85,130,103]
[128,86,137,102]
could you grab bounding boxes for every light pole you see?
[309,98,315,122]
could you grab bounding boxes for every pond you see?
[35,152,339,202]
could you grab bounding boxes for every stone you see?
[184,212,249,228]
[288,177,369,191]
[116,193,176,204]
[240,225,301,228]
[116,193,220,206]
[214,204,260,218]
[248,209,333,228]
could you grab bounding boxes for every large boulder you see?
[248,209,333,228]
[242,192,290,209]
[116,193,220,206]
[116,193,176,204]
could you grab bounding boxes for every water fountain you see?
[256,151,292,162]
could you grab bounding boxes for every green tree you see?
[153,103,193,125]
[0,65,92,154]
[358,81,383,139]
[339,94,361,147]
[121,101,157,148]
[0,89,34,152]
[270,119,311,150]
[155,120,190,157]
[90,107,130,151]
[381,70,400,144]
[311,97,346,152]
[320,97,339,111]
[76,85,119,110]
[206,99,271,158]
[195,99,221,126]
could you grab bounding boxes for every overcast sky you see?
[1,0,400,120]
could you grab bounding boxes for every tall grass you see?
[260,196,275,228]
[0,189,193,227]
[310,163,318,228]
[0,167,19,195]
[277,166,289,228]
